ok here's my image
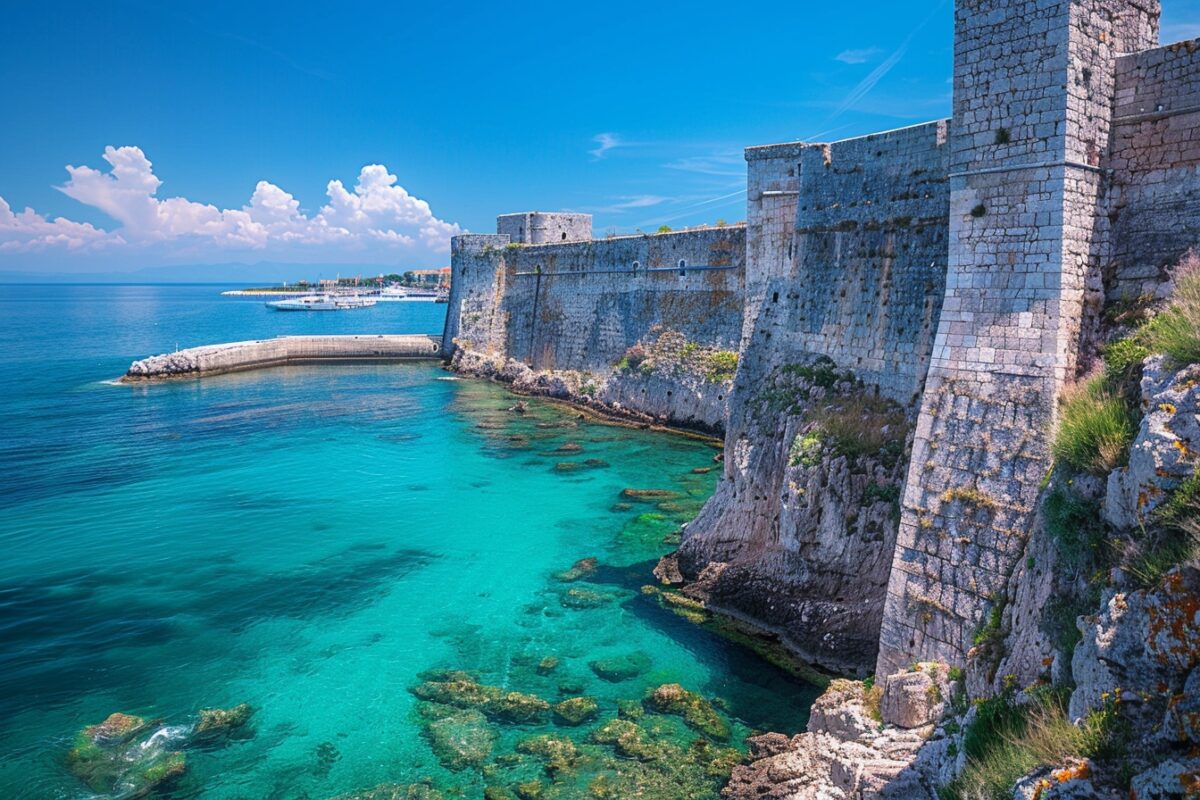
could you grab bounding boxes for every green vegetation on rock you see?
[644,684,730,740]
[1051,376,1135,475]
[411,673,551,724]
[941,689,1127,800]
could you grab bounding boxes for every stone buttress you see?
[876,0,1160,675]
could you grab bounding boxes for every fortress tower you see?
[877,0,1161,675]
[496,212,592,244]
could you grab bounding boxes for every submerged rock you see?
[516,734,581,776]
[589,718,662,761]
[330,783,444,800]
[421,706,496,770]
[66,713,186,797]
[535,656,560,675]
[589,652,652,682]
[553,557,598,582]
[620,488,681,501]
[411,674,550,725]
[193,703,255,744]
[559,587,611,609]
[644,683,730,740]
[552,696,599,726]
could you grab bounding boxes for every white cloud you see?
[589,132,622,160]
[835,47,883,65]
[0,196,119,252]
[0,145,460,258]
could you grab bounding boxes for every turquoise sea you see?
[0,285,818,799]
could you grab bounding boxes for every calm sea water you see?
[0,285,817,799]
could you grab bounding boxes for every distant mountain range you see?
[0,261,433,284]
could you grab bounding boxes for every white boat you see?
[375,286,440,302]
[266,294,376,312]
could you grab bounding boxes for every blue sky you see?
[2,0,1199,275]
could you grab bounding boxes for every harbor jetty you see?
[121,334,442,381]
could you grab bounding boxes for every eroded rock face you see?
[722,668,957,800]
[1069,565,1200,726]
[450,332,732,434]
[880,665,952,730]
[1104,358,1200,529]
[1128,758,1200,800]
[675,359,911,676]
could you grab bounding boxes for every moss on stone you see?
[553,696,599,726]
[644,684,730,740]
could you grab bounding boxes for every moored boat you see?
[266,294,376,311]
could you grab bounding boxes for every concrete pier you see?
[121,334,443,381]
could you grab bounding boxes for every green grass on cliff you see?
[1051,376,1134,476]
[1053,250,1200,477]
[941,689,1124,800]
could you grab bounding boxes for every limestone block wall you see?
[753,122,951,405]
[1108,38,1200,299]
[442,233,512,358]
[493,227,745,374]
[497,212,593,244]
[744,143,803,344]
[877,0,1160,676]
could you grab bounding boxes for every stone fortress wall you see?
[446,0,1200,677]
[1108,37,1200,299]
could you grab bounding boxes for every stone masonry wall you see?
[750,122,951,405]
[876,0,1160,676]
[1108,38,1200,299]
[744,143,802,345]
[671,123,951,674]
[497,212,593,245]
[444,227,746,429]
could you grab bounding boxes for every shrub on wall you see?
[704,351,739,382]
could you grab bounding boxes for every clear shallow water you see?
[0,285,818,799]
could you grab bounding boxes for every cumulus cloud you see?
[0,196,118,253]
[0,146,461,258]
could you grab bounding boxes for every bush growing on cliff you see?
[805,394,908,466]
[943,689,1123,800]
[1126,472,1200,587]
[703,351,738,382]
[616,345,649,372]
[1144,249,1200,366]
[1043,484,1109,569]
[1051,376,1135,475]
[1104,249,1200,373]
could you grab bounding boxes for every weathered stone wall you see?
[1108,38,1200,299]
[744,143,802,344]
[671,123,951,675]
[445,226,746,429]
[876,0,1160,676]
[497,212,593,245]
[492,229,744,373]
[743,126,949,404]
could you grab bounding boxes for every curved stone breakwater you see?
[121,334,443,381]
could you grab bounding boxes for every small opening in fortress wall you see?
[561,232,566,240]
